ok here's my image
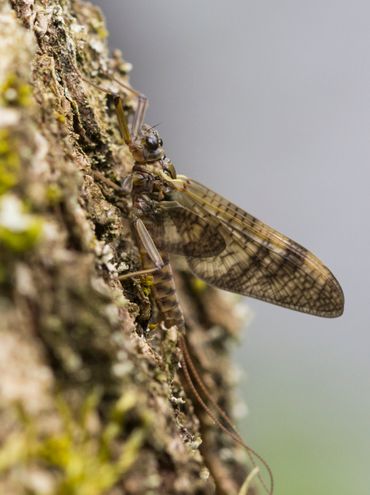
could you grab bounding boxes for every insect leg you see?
[109,75,148,140]
[120,219,185,330]
[113,94,131,146]
[131,93,148,140]
[119,219,164,280]
[118,266,160,281]
[80,73,148,142]
[92,170,122,191]
[134,219,164,270]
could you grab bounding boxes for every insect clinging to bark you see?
[82,72,344,495]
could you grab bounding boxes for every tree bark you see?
[0,1,252,494]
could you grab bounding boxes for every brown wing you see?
[170,176,344,317]
[142,202,226,257]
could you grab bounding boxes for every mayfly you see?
[83,74,344,494]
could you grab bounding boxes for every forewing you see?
[172,176,344,317]
[142,203,226,258]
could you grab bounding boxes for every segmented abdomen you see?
[138,243,185,331]
[152,253,185,330]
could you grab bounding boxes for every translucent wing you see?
[142,202,226,257]
[170,176,344,317]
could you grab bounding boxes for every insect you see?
[83,73,344,494]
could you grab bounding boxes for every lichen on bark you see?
[0,1,253,494]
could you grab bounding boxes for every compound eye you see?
[146,134,159,151]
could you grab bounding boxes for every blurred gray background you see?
[93,1,369,494]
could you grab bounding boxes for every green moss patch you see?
[0,194,43,252]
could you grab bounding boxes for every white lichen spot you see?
[106,261,118,273]
[32,130,49,174]
[22,467,55,495]
[191,435,203,450]
[121,61,133,73]
[70,22,86,35]
[0,194,39,232]
[42,221,60,241]
[3,87,17,102]
[117,261,129,273]
[65,37,75,55]
[104,303,119,325]
[95,241,111,260]
[15,262,37,298]
[199,466,210,481]
[95,243,119,274]
[0,108,20,127]
[89,39,104,54]
[112,361,133,378]
[34,7,53,37]
[169,395,185,405]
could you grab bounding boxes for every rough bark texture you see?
[0,1,252,494]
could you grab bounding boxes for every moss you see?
[0,391,151,495]
[54,111,66,124]
[97,26,108,40]
[0,73,32,108]
[89,17,108,40]
[46,184,63,205]
[0,222,42,252]
[0,129,20,195]
[0,194,43,252]
[141,274,154,297]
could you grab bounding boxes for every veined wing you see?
[170,175,344,317]
[142,202,226,257]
